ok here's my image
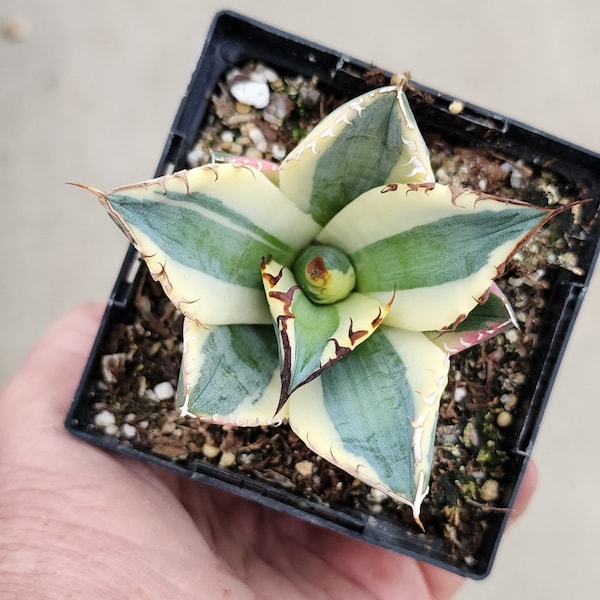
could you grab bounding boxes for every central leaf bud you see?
[292,245,356,304]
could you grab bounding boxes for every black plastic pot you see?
[66,11,600,579]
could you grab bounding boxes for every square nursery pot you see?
[66,11,600,579]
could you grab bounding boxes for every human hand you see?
[0,304,537,599]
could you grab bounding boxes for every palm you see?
[0,305,533,599]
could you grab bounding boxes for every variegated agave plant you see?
[81,85,562,527]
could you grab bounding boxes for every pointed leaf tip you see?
[279,86,434,224]
[425,282,519,354]
[94,164,320,326]
[66,181,107,199]
[287,327,449,522]
[318,183,551,331]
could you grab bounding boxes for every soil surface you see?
[79,62,595,572]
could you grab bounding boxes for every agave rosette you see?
[86,85,558,524]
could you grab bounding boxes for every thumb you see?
[0,303,104,421]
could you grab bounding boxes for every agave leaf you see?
[261,257,392,410]
[279,86,434,226]
[425,282,519,354]
[90,164,320,325]
[287,327,449,526]
[318,182,552,331]
[177,318,287,425]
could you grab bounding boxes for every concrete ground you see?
[2,1,599,597]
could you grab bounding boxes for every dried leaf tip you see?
[66,181,107,200]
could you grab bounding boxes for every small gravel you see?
[94,409,116,429]
[153,381,175,401]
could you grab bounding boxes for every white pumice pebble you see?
[294,460,314,478]
[104,424,118,436]
[120,423,137,439]
[187,147,207,167]
[230,79,270,109]
[220,130,235,143]
[219,451,237,468]
[94,409,116,428]
[153,381,175,401]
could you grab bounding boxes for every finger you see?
[509,459,538,523]
[0,303,104,420]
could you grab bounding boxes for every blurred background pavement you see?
[1,1,599,597]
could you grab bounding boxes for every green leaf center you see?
[292,245,356,304]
